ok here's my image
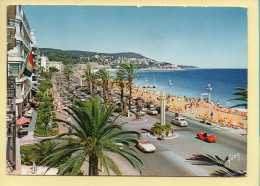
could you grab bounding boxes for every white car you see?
[138,111,146,116]
[137,140,156,152]
[147,108,158,115]
[172,117,188,127]
[24,109,34,118]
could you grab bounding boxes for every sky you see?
[23,6,247,68]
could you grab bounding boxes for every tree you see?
[228,87,247,108]
[114,70,127,110]
[49,67,59,73]
[63,65,73,81]
[97,68,111,101]
[21,141,58,165]
[37,66,45,74]
[41,95,143,176]
[187,154,246,177]
[83,64,92,93]
[118,62,140,110]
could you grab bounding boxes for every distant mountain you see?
[39,48,199,69]
[39,48,146,65]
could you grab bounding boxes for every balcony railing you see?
[15,34,31,51]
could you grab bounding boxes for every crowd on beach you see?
[112,84,248,131]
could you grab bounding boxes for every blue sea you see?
[129,69,247,108]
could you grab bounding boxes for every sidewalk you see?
[19,111,38,146]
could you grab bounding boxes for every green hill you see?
[39,48,146,65]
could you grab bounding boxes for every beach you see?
[112,84,247,136]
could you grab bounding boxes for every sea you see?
[112,69,247,109]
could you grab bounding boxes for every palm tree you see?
[187,154,246,176]
[97,68,111,101]
[118,62,140,110]
[114,70,127,110]
[41,95,143,176]
[228,87,247,108]
[83,65,92,93]
[25,140,58,165]
[90,72,98,95]
[37,66,45,74]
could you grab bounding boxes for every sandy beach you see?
[112,84,247,136]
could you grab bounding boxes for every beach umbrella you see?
[180,103,182,107]
[171,102,175,106]
[227,115,230,120]
[237,117,241,123]
[206,110,209,115]
[231,116,233,122]
[218,113,221,118]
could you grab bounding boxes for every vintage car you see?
[137,140,156,152]
[172,117,188,127]
[147,108,158,115]
[197,133,218,143]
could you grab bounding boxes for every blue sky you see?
[23,6,247,68]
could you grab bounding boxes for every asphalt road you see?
[115,111,247,176]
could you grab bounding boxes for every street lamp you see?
[168,80,173,96]
[160,91,166,126]
[206,84,213,103]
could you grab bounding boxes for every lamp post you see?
[206,84,212,117]
[206,84,212,103]
[168,80,173,96]
[160,91,166,126]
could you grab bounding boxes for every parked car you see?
[138,111,146,116]
[147,108,158,115]
[197,133,218,143]
[172,117,188,127]
[130,106,137,112]
[24,109,34,118]
[137,140,156,152]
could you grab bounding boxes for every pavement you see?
[19,111,38,146]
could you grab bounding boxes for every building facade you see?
[7,5,40,174]
[48,61,63,71]
[40,55,49,72]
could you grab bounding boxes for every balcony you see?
[15,34,31,51]
[8,54,25,63]
[15,15,32,43]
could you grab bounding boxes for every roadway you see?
[115,111,247,176]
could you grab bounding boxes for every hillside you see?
[39,48,199,69]
[40,48,146,65]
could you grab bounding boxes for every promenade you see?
[113,85,247,136]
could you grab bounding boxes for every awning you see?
[16,117,31,126]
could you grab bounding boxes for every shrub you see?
[152,122,173,137]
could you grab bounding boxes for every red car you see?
[197,133,218,143]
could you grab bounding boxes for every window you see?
[8,64,20,76]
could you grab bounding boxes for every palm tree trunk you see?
[88,81,91,93]
[89,154,99,176]
[103,83,106,101]
[129,82,132,110]
[120,85,124,110]
[92,82,94,94]
[106,83,109,100]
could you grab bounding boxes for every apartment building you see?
[7,5,40,173]
[40,55,49,72]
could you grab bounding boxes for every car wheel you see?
[206,138,209,142]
